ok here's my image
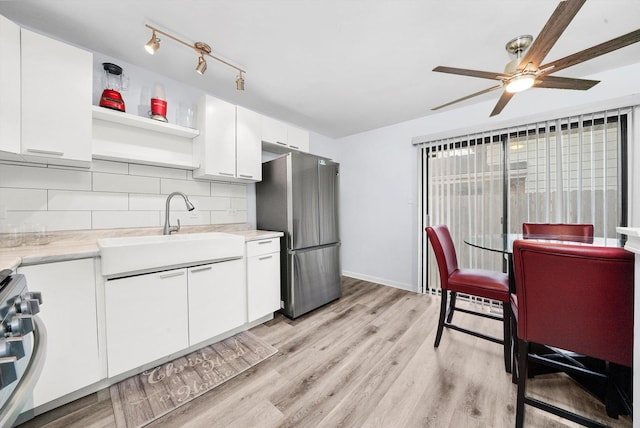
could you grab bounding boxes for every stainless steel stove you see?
[0,269,45,427]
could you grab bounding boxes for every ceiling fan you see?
[432,0,640,117]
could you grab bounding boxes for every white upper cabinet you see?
[261,115,310,153]
[236,106,262,181]
[20,28,92,167]
[261,115,288,148]
[193,95,261,182]
[287,125,310,152]
[0,15,21,157]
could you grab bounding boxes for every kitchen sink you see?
[98,232,244,278]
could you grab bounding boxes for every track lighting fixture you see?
[144,31,160,55]
[144,24,246,90]
[236,72,245,91]
[196,56,207,74]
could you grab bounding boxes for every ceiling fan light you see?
[505,74,535,93]
[145,31,160,55]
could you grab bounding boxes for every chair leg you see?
[511,314,518,384]
[446,291,457,323]
[503,303,512,373]
[434,289,448,347]
[515,339,528,428]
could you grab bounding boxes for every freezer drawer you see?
[283,244,341,318]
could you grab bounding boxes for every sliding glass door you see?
[419,109,630,293]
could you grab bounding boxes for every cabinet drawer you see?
[247,238,280,257]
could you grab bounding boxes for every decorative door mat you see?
[110,331,277,428]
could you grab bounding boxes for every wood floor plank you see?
[20,277,633,428]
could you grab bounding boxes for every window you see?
[418,109,630,293]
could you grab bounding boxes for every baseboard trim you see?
[342,271,417,292]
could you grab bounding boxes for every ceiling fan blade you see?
[433,66,509,81]
[535,75,599,90]
[518,0,586,69]
[432,84,503,111]
[539,28,640,75]
[490,91,515,117]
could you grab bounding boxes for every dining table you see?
[464,233,623,292]
[464,232,631,412]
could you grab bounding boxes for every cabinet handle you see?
[218,172,234,177]
[276,141,287,146]
[190,266,213,273]
[26,148,64,156]
[258,255,273,261]
[158,271,185,279]
[289,145,299,150]
[239,174,253,179]
[258,240,273,245]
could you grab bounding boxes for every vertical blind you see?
[418,108,630,293]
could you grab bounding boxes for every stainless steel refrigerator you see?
[256,152,341,318]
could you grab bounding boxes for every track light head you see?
[196,56,207,74]
[236,73,245,91]
[145,31,160,55]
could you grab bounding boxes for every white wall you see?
[324,62,640,292]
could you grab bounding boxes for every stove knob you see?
[16,298,40,315]
[25,292,42,305]
[0,339,25,360]
[7,316,34,336]
[0,356,17,390]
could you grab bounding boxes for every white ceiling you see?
[1,0,639,138]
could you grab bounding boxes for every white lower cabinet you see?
[105,268,189,377]
[105,259,247,377]
[188,259,246,346]
[247,238,281,322]
[17,259,102,408]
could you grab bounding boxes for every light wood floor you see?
[19,277,632,428]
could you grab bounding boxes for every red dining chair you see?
[522,222,594,243]
[425,225,512,372]
[512,240,633,427]
[511,222,595,382]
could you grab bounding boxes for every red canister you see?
[150,98,167,118]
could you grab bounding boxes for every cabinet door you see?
[0,15,20,156]
[105,268,188,377]
[236,106,262,181]
[287,126,310,152]
[194,95,236,179]
[247,239,281,322]
[188,259,246,346]
[18,259,102,408]
[21,29,92,166]
[261,115,287,147]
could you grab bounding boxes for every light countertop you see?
[0,224,283,271]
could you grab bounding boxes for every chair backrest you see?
[512,240,634,367]
[425,225,458,290]
[522,223,594,243]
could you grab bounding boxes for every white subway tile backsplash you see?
[48,190,128,211]
[211,182,247,198]
[4,159,248,232]
[93,172,160,194]
[211,209,248,224]
[231,197,248,210]
[91,159,129,174]
[192,196,230,211]
[92,211,160,229]
[160,178,210,196]
[129,164,187,180]
[7,211,91,231]
[0,188,47,210]
[0,164,91,191]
